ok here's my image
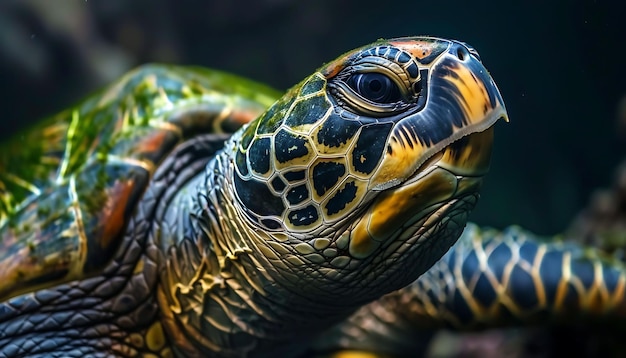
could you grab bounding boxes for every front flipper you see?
[310,223,626,357]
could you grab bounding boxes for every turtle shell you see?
[0,65,280,303]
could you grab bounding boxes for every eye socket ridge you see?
[329,65,418,116]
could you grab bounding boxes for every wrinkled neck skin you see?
[158,137,481,357]
[159,151,358,357]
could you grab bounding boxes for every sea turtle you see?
[0,36,624,357]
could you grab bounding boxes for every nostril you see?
[456,46,469,61]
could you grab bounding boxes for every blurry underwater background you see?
[0,0,624,356]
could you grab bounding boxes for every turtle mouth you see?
[345,127,494,260]
[402,111,504,188]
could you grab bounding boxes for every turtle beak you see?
[346,41,508,260]
[368,41,508,191]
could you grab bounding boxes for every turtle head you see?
[227,37,507,301]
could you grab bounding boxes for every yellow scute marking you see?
[369,136,422,189]
[133,258,145,274]
[146,321,167,351]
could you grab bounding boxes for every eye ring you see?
[347,72,402,104]
[328,58,420,116]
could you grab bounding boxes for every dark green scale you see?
[233,173,285,217]
[286,184,310,205]
[284,93,331,127]
[299,75,327,96]
[288,205,319,227]
[315,112,362,148]
[255,95,294,135]
[283,169,306,182]
[270,176,287,193]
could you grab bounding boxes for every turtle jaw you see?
[324,127,493,299]
[347,127,495,261]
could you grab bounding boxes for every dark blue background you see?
[0,0,623,234]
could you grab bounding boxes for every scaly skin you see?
[2,35,625,358]
[0,37,510,357]
[0,65,278,357]
[311,223,626,356]
[155,37,506,357]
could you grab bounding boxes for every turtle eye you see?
[348,73,401,104]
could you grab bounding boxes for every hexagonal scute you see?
[273,128,316,170]
[312,111,362,156]
[285,183,311,206]
[320,176,368,223]
[309,158,349,203]
[284,92,332,130]
[284,204,322,232]
[255,95,295,136]
[298,73,326,97]
[348,122,393,178]
[247,136,272,178]
[269,174,287,194]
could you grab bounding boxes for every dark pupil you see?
[349,73,401,103]
[369,79,382,92]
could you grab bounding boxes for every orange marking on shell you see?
[98,179,136,249]
[136,130,171,156]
